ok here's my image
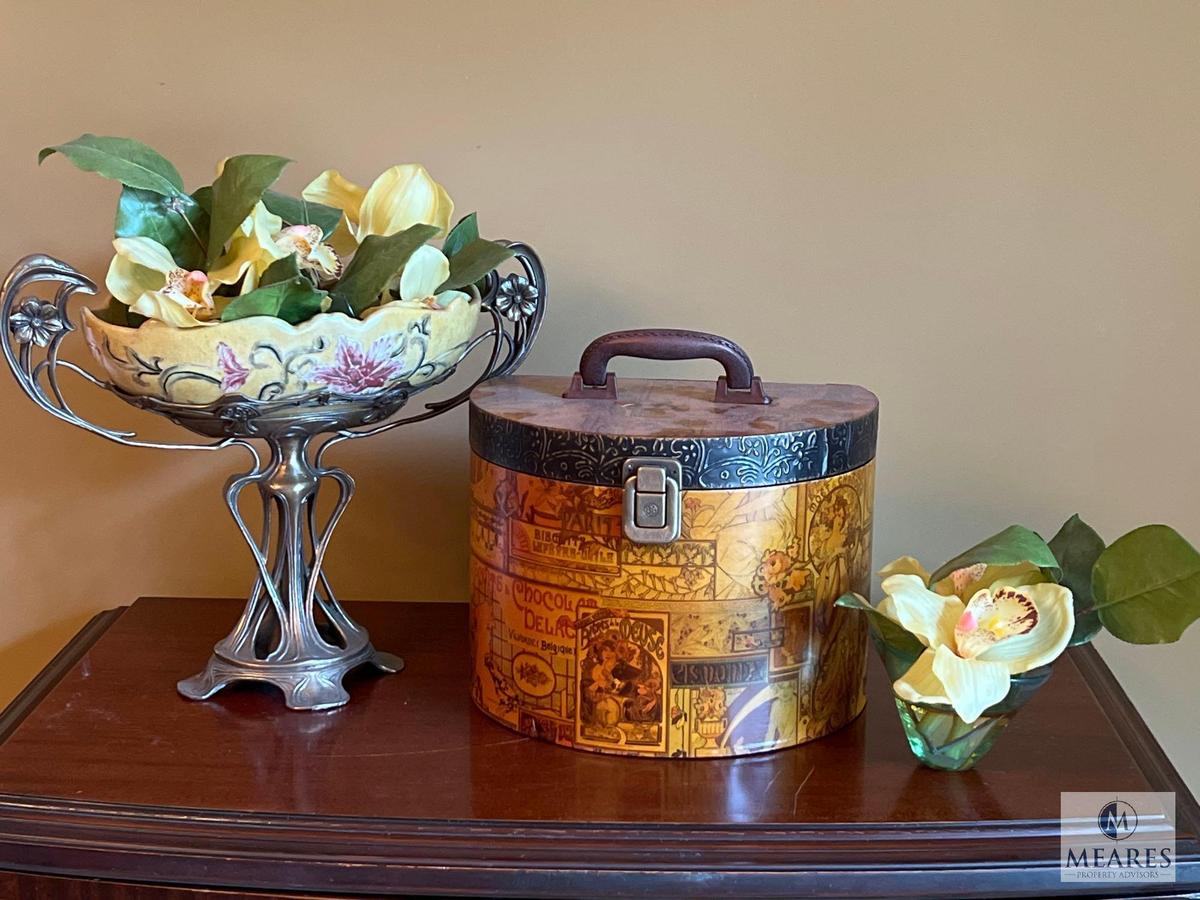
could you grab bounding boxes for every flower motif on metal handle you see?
[493,273,539,322]
[8,299,65,347]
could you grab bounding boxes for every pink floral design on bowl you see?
[216,342,251,391]
[309,336,407,394]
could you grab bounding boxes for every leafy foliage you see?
[206,154,291,265]
[192,185,213,215]
[39,134,184,196]
[443,212,479,258]
[92,297,145,328]
[41,134,511,329]
[835,593,925,661]
[258,254,301,287]
[1048,514,1106,646]
[114,187,209,272]
[929,524,1060,585]
[439,238,514,291]
[262,190,342,238]
[1092,525,1200,644]
[220,278,328,325]
[329,224,440,315]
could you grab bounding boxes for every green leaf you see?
[114,187,209,271]
[206,154,291,265]
[835,592,926,662]
[928,524,1060,586]
[330,224,440,316]
[259,254,300,287]
[219,277,327,325]
[1092,525,1200,644]
[262,190,342,239]
[39,134,183,196]
[1048,514,1107,646]
[192,185,213,215]
[443,212,479,258]
[439,238,515,291]
[92,297,146,328]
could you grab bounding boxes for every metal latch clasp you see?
[622,457,682,544]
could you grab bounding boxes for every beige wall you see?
[1,1,1197,789]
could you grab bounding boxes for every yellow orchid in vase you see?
[880,570,1073,715]
[837,525,1075,770]
[839,514,1200,771]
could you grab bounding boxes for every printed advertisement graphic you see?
[468,454,875,757]
[575,609,669,752]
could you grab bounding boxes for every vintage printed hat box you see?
[468,329,879,758]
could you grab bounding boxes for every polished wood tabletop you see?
[0,597,1195,898]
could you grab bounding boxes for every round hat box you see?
[468,329,879,758]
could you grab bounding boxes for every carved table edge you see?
[0,605,1194,897]
[0,606,127,745]
[1070,644,1200,839]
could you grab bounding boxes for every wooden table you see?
[0,597,1194,898]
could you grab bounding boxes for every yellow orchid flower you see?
[105,236,216,328]
[878,571,1074,723]
[878,555,1047,599]
[207,202,289,295]
[273,224,340,281]
[391,245,471,310]
[302,164,453,252]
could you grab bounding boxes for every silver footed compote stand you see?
[1,246,544,710]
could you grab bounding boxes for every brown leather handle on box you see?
[562,328,770,404]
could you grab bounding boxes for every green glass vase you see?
[872,636,1052,772]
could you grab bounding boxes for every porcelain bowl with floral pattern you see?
[81,296,481,406]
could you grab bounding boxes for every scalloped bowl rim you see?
[79,294,479,336]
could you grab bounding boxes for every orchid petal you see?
[931,643,1011,724]
[893,649,951,706]
[308,242,341,278]
[399,244,450,302]
[933,561,1045,598]
[208,203,288,294]
[985,564,1050,591]
[105,253,166,305]
[240,202,283,242]
[302,169,366,225]
[876,594,898,621]
[357,164,452,240]
[433,180,454,233]
[881,574,963,650]
[303,169,367,253]
[206,255,254,292]
[112,237,178,274]
[324,222,359,257]
[878,556,931,586]
[974,583,1074,673]
[432,289,471,309]
[127,291,205,328]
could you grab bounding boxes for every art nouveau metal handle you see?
[2,254,257,457]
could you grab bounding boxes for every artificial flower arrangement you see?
[837,516,1200,770]
[38,134,515,403]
